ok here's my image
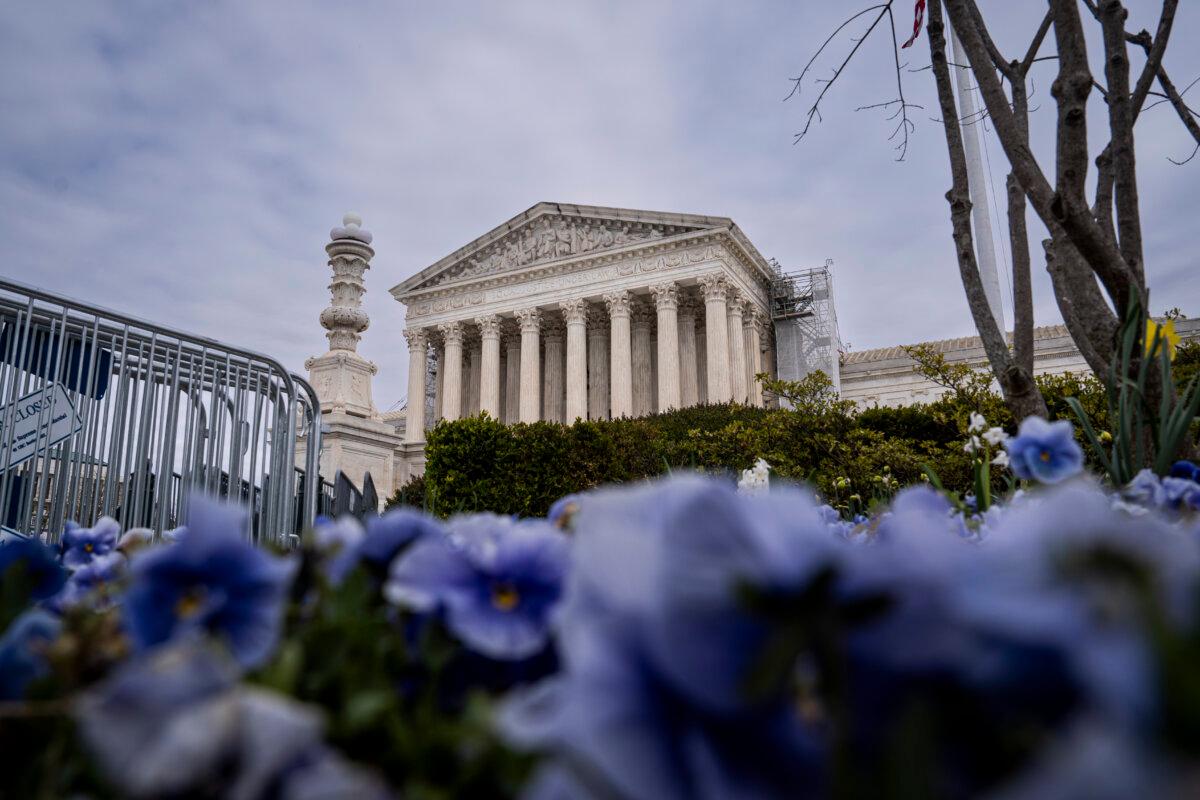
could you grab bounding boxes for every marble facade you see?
[390,203,777,472]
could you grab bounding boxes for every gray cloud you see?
[3,0,1198,408]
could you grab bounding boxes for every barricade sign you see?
[0,383,83,472]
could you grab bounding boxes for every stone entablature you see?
[391,203,778,457]
[400,235,769,328]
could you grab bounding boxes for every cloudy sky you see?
[3,1,1197,409]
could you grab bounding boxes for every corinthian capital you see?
[475,314,502,339]
[438,321,463,345]
[630,300,654,330]
[559,297,589,324]
[603,290,632,318]
[726,290,747,316]
[515,307,542,332]
[698,273,728,303]
[403,327,428,351]
[649,282,679,311]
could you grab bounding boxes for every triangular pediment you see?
[392,202,730,296]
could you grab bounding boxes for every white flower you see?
[968,412,987,433]
[963,435,983,454]
[983,426,1008,446]
[991,450,1010,468]
[738,458,771,495]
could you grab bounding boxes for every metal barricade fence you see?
[0,277,322,545]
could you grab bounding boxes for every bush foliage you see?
[407,367,1120,518]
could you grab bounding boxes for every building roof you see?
[842,324,1073,365]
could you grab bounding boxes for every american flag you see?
[901,0,927,49]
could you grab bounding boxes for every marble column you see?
[650,283,681,411]
[543,316,566,423]
[433,342,444,421]
[438,322,463,422]
[467,336,482,416]
[678,293,699,408]
[764,333,778,409]
[746,311,764,407]
[403,328,428,443]
[700,274,731,403]
[477,314,502,418]
[631,301,654,417]
[504,332,521,423]
[560,298,589,422]
[604,291,633,418]
[516,308,542,423]
[586,306,610,420]
[727,292,748,404]
[498,348,507,423]
[696,326,708,404]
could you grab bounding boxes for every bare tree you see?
[791,0,1200,423]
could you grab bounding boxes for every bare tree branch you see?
[1097,1,1146,288]
[787,2,918,160]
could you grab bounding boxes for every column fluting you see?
[560,298,589,422]
[543,316,566,423]
[467,335,482,416]
[604,291,634,418]
[678,292,699,408]
[726,291,748,404]
[630,300,654,417]
[650,283,681,411]
[516,308,542,423]
[438,322,464,422]
[586,306,610,420]
[700,274,731,402]
[403,328,428,443]
[433,341,444,422]
[504,331,521,423]
[746,310,764,407]
[477,314,502,418]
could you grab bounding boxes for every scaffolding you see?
[769,259,843,400]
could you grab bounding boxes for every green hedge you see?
[393,371,1115,519]
[393,360,1200,518]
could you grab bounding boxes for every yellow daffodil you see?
[1146,318,1181,361]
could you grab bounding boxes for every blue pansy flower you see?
[60,517,120,569]
[1162,477,1200,512]
[357,508,441,569]
[500,477,828,798]
[1005,417,1084,484]
[1169,460,1200,483]
[123,496,296,668]
[547,494,582,530]
[0,536,67,601]
[311,514,365,584]
[0,609,61,700]
[385,513,569,659]
[49,552,126,611]
[76,640,391,799]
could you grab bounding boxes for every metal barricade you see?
[0,277,322,545]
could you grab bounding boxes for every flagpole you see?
[949,24,1006,332]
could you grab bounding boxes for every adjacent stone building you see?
[840,318,1200,408]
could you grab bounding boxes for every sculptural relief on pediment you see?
[416,216,703,290]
